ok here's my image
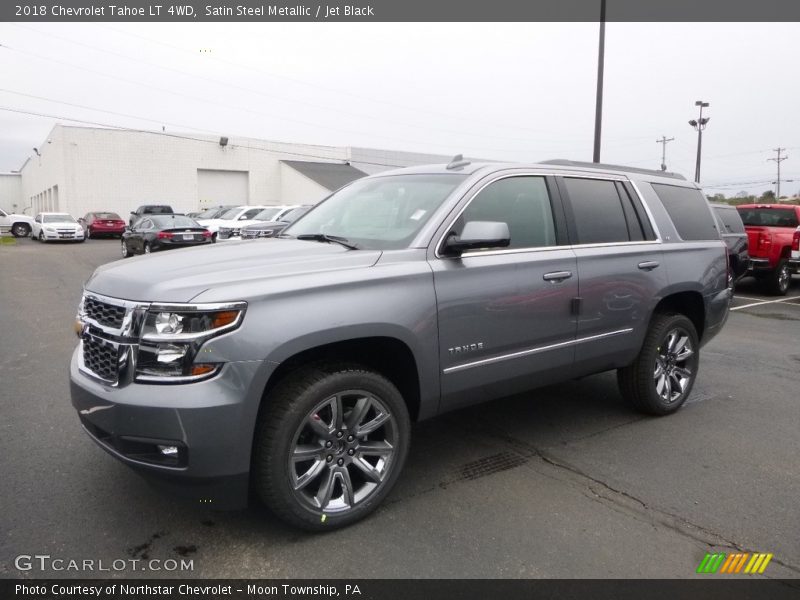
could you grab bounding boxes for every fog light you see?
[158,445,179,456]
[156,344,188,364]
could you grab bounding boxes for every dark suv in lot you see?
[71,159,731,530]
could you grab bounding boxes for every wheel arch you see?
[652,290,706,341]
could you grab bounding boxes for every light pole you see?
[656,136,674,172]
[768,148,788,201]
[592,0,606,163]
[688,100,710,183]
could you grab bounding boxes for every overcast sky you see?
[1,22,798,195]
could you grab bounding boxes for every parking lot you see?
[1,237,799,579]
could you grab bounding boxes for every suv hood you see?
[85,239,381,302]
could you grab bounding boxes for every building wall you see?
[19,126,455,219]
[0,173,23,213]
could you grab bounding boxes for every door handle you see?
[638,261,660,271]
[543,271,573,282]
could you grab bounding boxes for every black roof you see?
[282,161,367,191]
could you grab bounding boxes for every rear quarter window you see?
[651,184,718,241]
[713,206,745,234]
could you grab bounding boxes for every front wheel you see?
[11,223,30,238]
[38,231,45,243]
[253,364,411,531]
[618,312,700,416]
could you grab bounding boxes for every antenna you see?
[446,154,470,170]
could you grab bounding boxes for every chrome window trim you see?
[433,171,664,259]
[443,328,634,374]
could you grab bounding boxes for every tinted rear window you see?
[713,206,745,233]
[151,215,199,228]
[144,206,173,214]
[736,207,799,228]
[651,184,718,241]
[563,177,630,244]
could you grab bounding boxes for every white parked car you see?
[32,212,85,242]
[197,205,270,240]
[0,207,35,238]
[215,205,299,242]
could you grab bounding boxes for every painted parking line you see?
[730,296,800,311]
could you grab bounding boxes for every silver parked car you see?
[71,158,731,530]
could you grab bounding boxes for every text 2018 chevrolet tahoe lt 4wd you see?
[71,159,732,530]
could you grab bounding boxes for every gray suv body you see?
[71,160,732,530]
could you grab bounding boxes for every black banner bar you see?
[3,0,800,22]
[3,579,800,600]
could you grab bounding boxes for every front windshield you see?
[284,174,467,250]
[43,214,76,223]
[254,207,282,221]
[219,208,243,220]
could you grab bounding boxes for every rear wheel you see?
[253,363,410,531]
[618,312,699,416]
[763,260,791,296]
[121,240,130,258]
[144,242,151,254]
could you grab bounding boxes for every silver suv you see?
[71,159,732,530]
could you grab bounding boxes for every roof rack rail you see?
[541,159,687,181]
[446,154,471,170]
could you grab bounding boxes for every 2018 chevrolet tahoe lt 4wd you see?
[71,159,732,530]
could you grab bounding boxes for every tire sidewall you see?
[256,367,411,531]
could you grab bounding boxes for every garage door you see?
[197,169,249,207]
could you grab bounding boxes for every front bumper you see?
[40,230,84,241]
[70,347,270,509]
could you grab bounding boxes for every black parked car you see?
[240,205,312,240]
[121,215,212,258]
[711,203,749,283]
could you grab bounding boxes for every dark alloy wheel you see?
[254,364,410,531]
[618,312,700,415]
[11,223,30,238]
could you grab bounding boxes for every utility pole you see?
[656,136,675,171]
[768,148,788,201]
[688,101,710,183]
[592,0,606,163]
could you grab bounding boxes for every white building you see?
[1,125,457,218]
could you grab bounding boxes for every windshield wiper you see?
[294,233,360,250]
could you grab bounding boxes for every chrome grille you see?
[242,229,274,239]
[82,336,119,382]
[84,296,126,328]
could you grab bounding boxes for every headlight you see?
[134,302,246,382]
[76,226,83,233]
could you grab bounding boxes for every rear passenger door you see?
[556,176,667,374]
[431,174,579,412]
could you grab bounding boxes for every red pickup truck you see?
[736,204,800,295]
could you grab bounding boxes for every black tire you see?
[121,240,131,258]
[38,231,45,243]
[618,312,700,416]
[253,363,411,531]
[763,259,791,296]
[11,223,30,238]
[144,242,151,254]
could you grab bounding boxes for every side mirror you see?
[443,221,511,256]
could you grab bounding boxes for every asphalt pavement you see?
[1,237,798,580]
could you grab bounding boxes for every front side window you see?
[285,174,467,250]
[448,176,557,250]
